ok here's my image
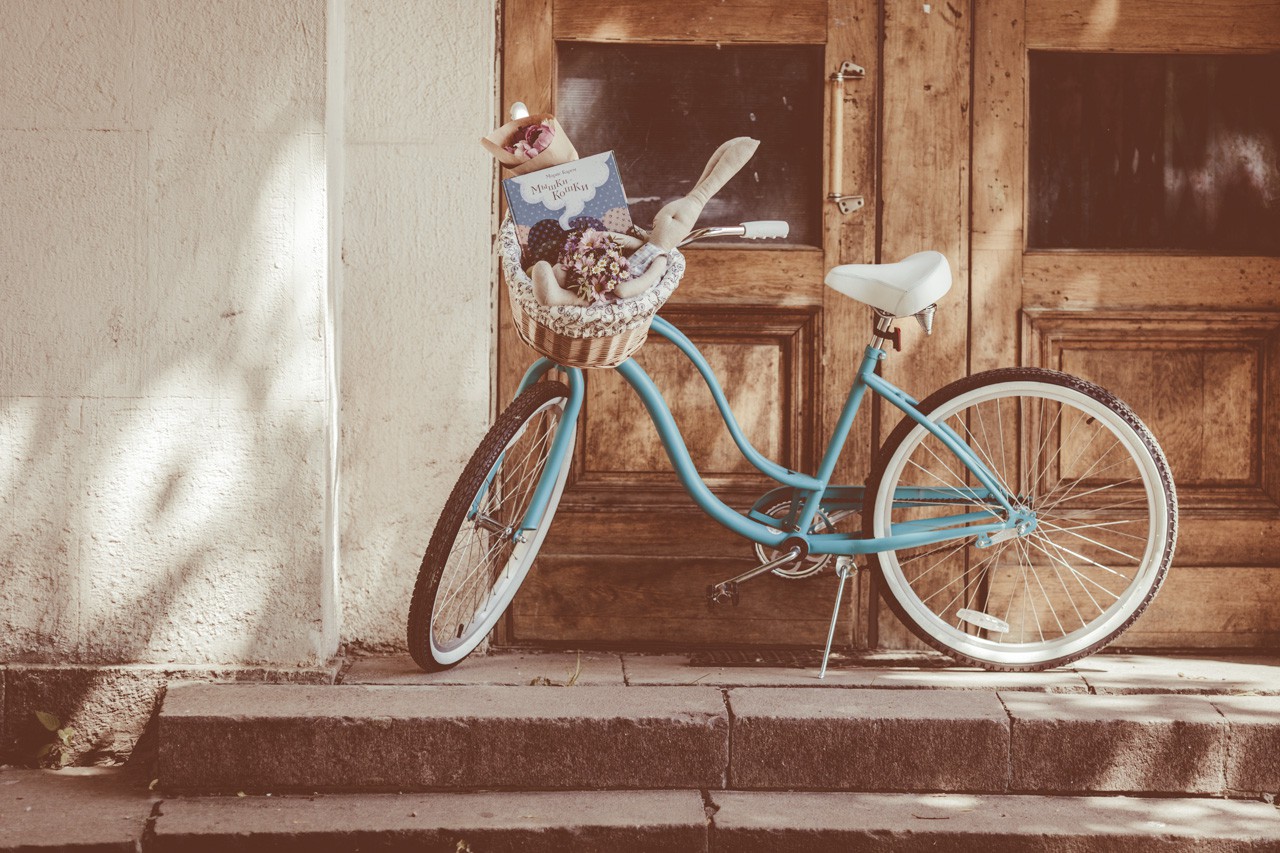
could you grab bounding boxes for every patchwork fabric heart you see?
[567,216,607,234]
[525,219,568,266]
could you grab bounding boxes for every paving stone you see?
[620,654,1088,691]
[710,791,1280,852]
[868,667,1088,692]
[152,789,707,852]
[1075,654,1280,695]
[1211,695,1280,795]
[728,688,1009,791]
[622,654,884,687]
[159,683,728,793]
[1002,692,1227,794]
[344,651,624,686]
[0,767,155,852]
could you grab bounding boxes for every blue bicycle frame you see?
[513,314,1021,556]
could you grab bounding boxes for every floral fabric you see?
[500,216,685,340]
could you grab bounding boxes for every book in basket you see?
[501,151,634,261]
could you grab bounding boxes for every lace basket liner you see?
[500,216,685,368]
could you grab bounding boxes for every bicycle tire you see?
[407,380,575,672]
[864,367,1177,671]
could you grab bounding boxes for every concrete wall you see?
[0,0,498,668]
[1,0,334,666]
[339,0,497,649]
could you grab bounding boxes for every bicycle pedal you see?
[706,582,741,608]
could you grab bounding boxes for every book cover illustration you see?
[502,150,634,261]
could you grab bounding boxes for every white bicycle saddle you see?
[824,251,952,317]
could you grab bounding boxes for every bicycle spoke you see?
[1038,433,1124,512]
[1037,519,1144,563]
[1030,400,1072,500]
[1024,541,1066,638]
[1036,531,1105,615]
[905,456,1005,522]
[955,411,1018,507]
[920,541,1010,607]
[429,398,568,652]
[1032,528,1130,580]
[994,397,1010,500]
[1034,516,1146,542]
[907,539,974,584]
[1028,535,1121,601]
[1043,477,1142,513]
[1019,554,1044,642]
[1027,534,1088,630]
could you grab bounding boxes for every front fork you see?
[467,360,584,541]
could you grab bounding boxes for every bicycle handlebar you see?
[677,220,790,248]
[742,220,790,239]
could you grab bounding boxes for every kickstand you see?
[819,557,855,679]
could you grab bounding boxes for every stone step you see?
[151,790,709,853]
[710,791,1280,852]
[8,771,1280,852]
[158,682,1280,797]
[158,683,729,793]
[149,791,1280,852]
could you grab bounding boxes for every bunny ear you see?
[694,137,760,189]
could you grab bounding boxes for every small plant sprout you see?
[527,653,583,687]
[34,711,75,768]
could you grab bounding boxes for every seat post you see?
[870,308,898,352]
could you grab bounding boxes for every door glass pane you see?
[557,43,824,247]
[1029,52,1280,254]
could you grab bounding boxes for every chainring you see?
[754,502,855,579]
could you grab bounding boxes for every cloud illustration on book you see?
[514,156,612,228]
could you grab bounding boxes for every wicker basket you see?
[499,216,685,369]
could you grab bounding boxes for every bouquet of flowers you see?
[559,228,632,305]
[505,122,555,161]
[480,113,578,176]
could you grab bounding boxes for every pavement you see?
[3,649,1280,851]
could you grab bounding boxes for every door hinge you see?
[831,60,866,82]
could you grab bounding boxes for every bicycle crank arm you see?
[707,546,803,606]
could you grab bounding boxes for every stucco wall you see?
[339,0,497,649]
[0,1,334,665]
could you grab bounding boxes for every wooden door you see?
[497,0,880,648]
[970,1,1280,649]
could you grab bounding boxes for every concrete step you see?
[158,683,729,793]
[710,791,1280,852]
[157,681,1280,797]
[150,791,1280,852]
[8,772,1280,852]
[151,790,709,853]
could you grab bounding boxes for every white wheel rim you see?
[429,398,575,665]
[873,381,1170,666]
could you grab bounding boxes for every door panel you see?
[973,0,1280,649]
[499,0,878,648]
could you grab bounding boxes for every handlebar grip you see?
[741,220,790,240]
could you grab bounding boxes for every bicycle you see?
[407,222,1178,676]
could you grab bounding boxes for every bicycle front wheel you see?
[865,368,1176,671]
[407,380,576,671]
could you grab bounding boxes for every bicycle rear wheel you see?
[407,380,576,671]
[865,368,1176,671]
